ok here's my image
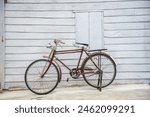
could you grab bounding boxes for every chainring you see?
[70,68,81,79]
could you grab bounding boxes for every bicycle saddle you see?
[75,42,89,47]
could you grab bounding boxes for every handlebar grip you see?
[60,40,65,44]
[54,39,65,44]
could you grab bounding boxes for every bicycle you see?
[25,39,117,95]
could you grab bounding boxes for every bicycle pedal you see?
[67,78,69,82]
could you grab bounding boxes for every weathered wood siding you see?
[0,0,5,89]
[4,0,150,88]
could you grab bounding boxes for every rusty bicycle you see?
[25,39,117,95]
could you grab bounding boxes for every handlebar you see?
[54,39,65,45]
[46,39,65,49]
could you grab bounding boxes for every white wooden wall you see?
[0,0,5,89]
[4,0,150,88]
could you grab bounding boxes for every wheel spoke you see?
[83,52,116,88]
[25,59,59,95]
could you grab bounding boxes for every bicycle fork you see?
[41,50,55,78]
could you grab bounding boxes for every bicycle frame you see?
[54,47,85,72]
[42,46,103,79]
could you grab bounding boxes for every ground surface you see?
[0,84,150,100]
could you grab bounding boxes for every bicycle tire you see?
[82,52,116,88]
[25,59,59,95]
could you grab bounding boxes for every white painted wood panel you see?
[76,12,89,44]
[6,32,75,39]
[4,0,150,89]
[5,1,150,11]
[105,30,150,37]
[110,51,150,58]
[8,0,143,3]
[89,12,104,50]
[105,37,150,44]
[5,59,84,68]
[5,47,79,54]
[105,15,150,23]
[5,51,150,61]
[5,40,75,47]
[5,11,74,18]
[104,22,150,30]
[76,11,104,49]
[5,53,86,61]
[6,25,75,33]
[104,8,150,16]
[5,18,75,25]
[105,44,150,51]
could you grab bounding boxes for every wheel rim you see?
[83,53,116,88]
[25,60,59,94]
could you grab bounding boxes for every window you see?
[75,11,104,50]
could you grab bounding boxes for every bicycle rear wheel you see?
[25,59,59,95]
[82,52,116,88]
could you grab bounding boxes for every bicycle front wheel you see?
[25,59,59,95]
[82,52,116,88]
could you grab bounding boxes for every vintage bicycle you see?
[25,39,117,95]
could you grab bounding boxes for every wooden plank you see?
[0,0,4,89]
[5,39,75,47]
[104,22,150,30]
[73,1,150,10]
[7,0,141,3]
[6,47,48,54]
[117,65,150,72]
[105,15,150,23]
[105,44,150,51]
[104,8,150,17]
[5,11,74,18]
[89,12,104,50]
[5,32,75,39]
[5,51,150,61]
[5,1,150,11]
[109,51,150,58]
[5,54,44,61]
[5,53,85,60]
[5,25,75,33]
[75,12,89,44]
[6,61,33,68]
[5,46,79,54]
[115,58,150,64]
[5,58,84,68]
[5,18,75,25]
[5,4,73,11]
[104,30,150,38]
[105,37,150,44]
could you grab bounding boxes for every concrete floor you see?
[0,84,150,100]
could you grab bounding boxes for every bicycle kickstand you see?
[98,83,102,92]
[97,76,102,92]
